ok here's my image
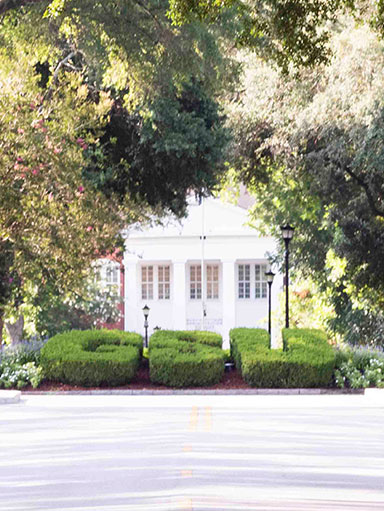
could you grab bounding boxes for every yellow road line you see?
[183,445,192,452]
[180,469,193,478]
[178,498,193,510]
[188,406,199,432]
[204,406,212,432]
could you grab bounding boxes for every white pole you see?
[201,195,205,330]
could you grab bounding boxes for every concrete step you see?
[0,390,21,404]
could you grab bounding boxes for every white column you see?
[172,260,187,330]
[222,260,236,348]
[124,260,139,333]
[271,270,284,349]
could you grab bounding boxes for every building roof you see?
[126,196,262,239]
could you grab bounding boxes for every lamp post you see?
[280,224,295,331]
[142,304,150,348]
[265,270,275,349]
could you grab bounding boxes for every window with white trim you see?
[106,265,119,286]
[95,259,120,296]
[238,264,250,299]
[190,265,202,300]
[255,264,268,299]
[206,264,219,299]
[237,263,268,299]
[141,265,154,300]
[158,265,170,300]
[189,264,219,300]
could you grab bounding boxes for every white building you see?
[123,196,282,347]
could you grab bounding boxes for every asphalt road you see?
[0,393,383,511]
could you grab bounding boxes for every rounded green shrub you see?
[230,328,335,388]
[41,329,142,386]
[149,330,225,387]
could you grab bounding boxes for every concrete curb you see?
[21,388,365,396]
[0,390,21,404]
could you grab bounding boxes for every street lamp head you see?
[280,224,295,241]
[142,304,150,319]
[265,270,275,284]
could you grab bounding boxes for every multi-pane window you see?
[190,264,220,300]
[206,264,219,299]
[255,264,268,299]
[238,263,268,299]
[106,265,119,286]
[141,265,154,300]
[190,265,202,300]
[158,265,170,300]
[95,259,120,296]
[238,264,250,299]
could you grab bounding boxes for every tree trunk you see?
[5,314,24,344]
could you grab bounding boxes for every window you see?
[255,264,268,299]
[190,265,202,300]
[141,264,171,300]
[106,265,119,286]
[158,265,170,300]
[141,265,154,300]
[207,264,219,299]
[189,264,219,300]
[95,259,120,295]
[237,263,268,299]
[238,264,250,299]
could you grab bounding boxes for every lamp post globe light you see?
[265,270,275,349]
[142,304,150,348]
[280,224,295,332]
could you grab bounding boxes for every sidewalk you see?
[21,387,366,395]
[2,387,383,402]
[0,390,21,404]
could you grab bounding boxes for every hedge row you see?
[230,328,335,388]
[149,330,225,387]
[41,329,142,386]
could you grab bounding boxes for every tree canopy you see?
[0,0,233,339]
[228,17,384,344]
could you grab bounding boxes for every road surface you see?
[0,393,383,510]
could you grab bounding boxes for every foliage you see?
[83,80,230,216]
[0,339,46,389]
[271,278,336,340]
[0,0,235,339]
[168,0,356,72]
[0,338,47,366]
[31,274,122,338]
[334,346,384,388]
[0,362,42,389]
[149,329,223,348]
[230,328,335,387]
[149,330,225,387]
[40,329,142,386]
[227,18,384,345]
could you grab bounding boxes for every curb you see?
[21,388,365,396]
[0,390,21,404]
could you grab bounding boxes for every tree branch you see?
[344,165,384,219]
[38,51,78,112]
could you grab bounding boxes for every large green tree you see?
[0,0,233,340]
[228,17,384,344]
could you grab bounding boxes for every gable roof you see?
[127,196,260,239]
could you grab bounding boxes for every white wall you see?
[123,198,283,346]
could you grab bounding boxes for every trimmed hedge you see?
[149,330,225,387]
[40,329,142,386]
[230,328,335,388]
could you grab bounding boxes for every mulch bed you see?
[23,365,251,392]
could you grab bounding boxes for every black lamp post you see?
[265,270,275,349]
[142,304,150,348]
[280,224,295,331]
